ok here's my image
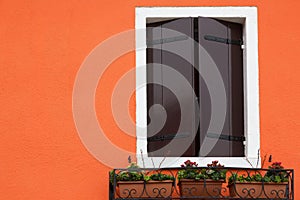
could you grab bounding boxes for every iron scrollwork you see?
[109,167,294,200]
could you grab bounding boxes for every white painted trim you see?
[135,7,260,168]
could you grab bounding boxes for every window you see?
[136,7,260,168]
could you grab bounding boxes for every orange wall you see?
[0,0,299,199]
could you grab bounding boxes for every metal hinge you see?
[204,35,243,46]
[148,132,191,142]
[206,132,245,142]
[147,35,189,46]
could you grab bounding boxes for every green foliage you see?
[109,170,115,184]
[178,160,199,180]
[203,161,227,181]
[228,162,289,184]
[147,172,175,181]
[229,173,271,184]
[109,162,144,184]
[265,162,289,183]
[178,160,227,181]
[116,171,144,181]
[228,173,264,184]
[178,168,199,180]
[110,163,175,184]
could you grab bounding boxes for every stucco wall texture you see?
[0,0,299,199]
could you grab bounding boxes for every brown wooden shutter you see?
[147,18,197,157]
[146,17,245,157]
[198,17,244,157]
[228,22,245,156]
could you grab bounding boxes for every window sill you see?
[136,156,261,168]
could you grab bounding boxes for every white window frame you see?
[135,7,260,168]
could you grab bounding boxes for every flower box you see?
[178,179,224,197]
[145,180,174,197]
[117,180,173,198]
[117,181,144,198]
[228,181,288,198]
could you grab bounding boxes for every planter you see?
[145,180,174,197]
[178,179,224,197]
[117,181,144,198]
[117,180,173,198]
[228,181,289,198]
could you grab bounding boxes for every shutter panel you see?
[198,17,231,156]
[146,24,165,156]
[228,22,245,156]
[147,18,197,157]
[198,17,244,157]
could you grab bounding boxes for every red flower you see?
[181,160,198,168]
[269,161,284,169]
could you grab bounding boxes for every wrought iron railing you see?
[109,167,294,199]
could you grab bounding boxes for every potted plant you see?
[178,160,226,197]
[144,171,175,198]
[110,162,145,198]
[110,163,175,198]
[228,162,289,198]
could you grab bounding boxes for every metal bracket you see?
[206,132,245,142]
[147,35,189,46]
[148,132,191,142]
[204,35,243,46]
